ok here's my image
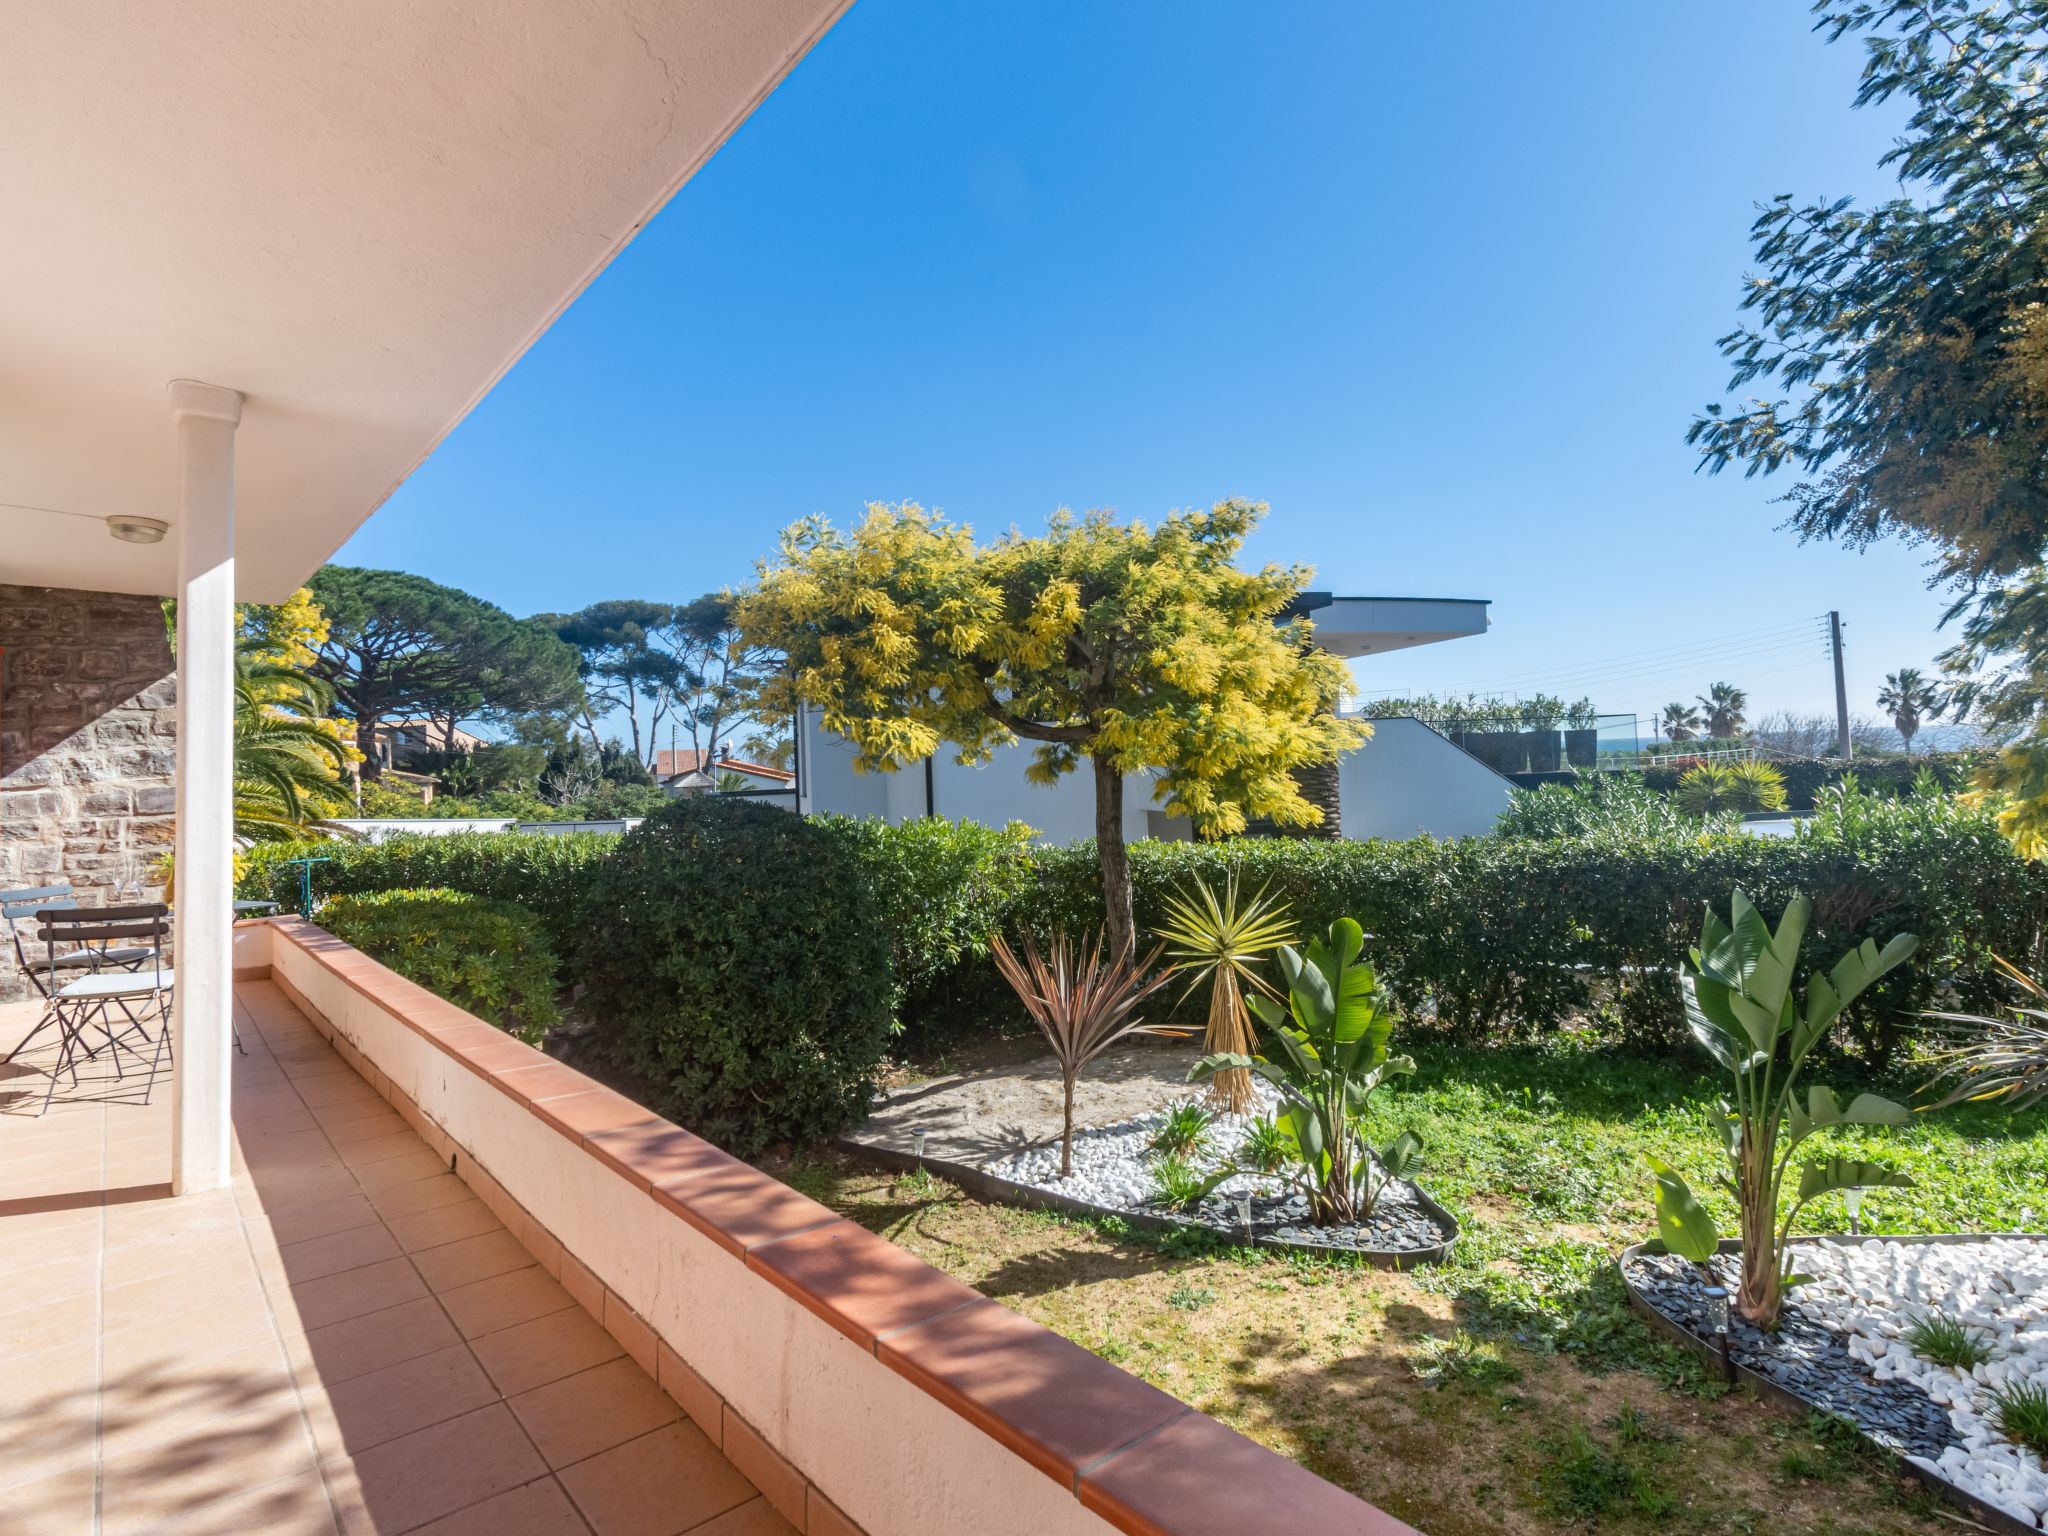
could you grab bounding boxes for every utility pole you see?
[1829,610,1852,761]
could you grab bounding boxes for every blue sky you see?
[340,0,1943,735]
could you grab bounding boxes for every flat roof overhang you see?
[1284,592,1492,658]
[0,0,851,602]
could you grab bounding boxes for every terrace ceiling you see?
[0,0,850,602]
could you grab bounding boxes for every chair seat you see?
[54,968,173,1001]
[47,945,157,971]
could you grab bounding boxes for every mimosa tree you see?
[735,500,1367,958]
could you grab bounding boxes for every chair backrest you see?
[2,883,74,969]
[37,903,169,989]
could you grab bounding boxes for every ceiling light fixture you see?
[105,516,168,545]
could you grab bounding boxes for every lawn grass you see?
[755,1036,2046,1535]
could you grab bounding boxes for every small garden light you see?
[1700,1283,1735,1383]
[1237,1193,1253,1244]
[1844,1186,1865,1236]
[912,1129,928,1166]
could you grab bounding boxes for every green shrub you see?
[315,888,561,1043]
[579,797,894,1154]
[240,831,616,962]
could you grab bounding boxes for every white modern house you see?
[796,593,1515,842]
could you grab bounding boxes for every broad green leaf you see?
[1646,1154,1720,1263]
[1330,917,1365,970]
[1796,1156,1915,1204]
[1379,1129,1424,1179]
[1246,992,1285,1027]
[1681,974,1741,1068]
[1287,1103,1324,1164]
[1187,1052,1257,1084]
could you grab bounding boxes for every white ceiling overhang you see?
[0,0,850,602]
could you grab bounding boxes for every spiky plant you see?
[1154,872,1293,1112]
[991,931,1176,1178]
[233,640,350,841]
[1924,954,2048,1111]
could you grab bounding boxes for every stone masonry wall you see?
[0,585,176,1001]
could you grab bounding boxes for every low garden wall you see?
[241,917,1414,1536]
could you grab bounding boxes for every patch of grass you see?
[1166,1283,1215,1312]
[1410,1330,1523,1390]
[1904,1310,1992,1370]
[1149,1100,1214,1160]
[1530,1424,1672,1520]
[1148,1153,1208,1209]
[1990,1380,2048,1457]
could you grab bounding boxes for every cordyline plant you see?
[1648,889,1918,1330]
[1153,872,1293,1114]
[1191,918,1420,1225]
[1923,954,2048,1112]
[992,931,1176,1178]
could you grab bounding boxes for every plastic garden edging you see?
[1619,1234,2048,1536]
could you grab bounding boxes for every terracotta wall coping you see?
[258,916,1419,1536]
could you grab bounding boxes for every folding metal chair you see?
[1,883,159,1065]
[35,904,173,1113]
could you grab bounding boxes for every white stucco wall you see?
[1339,717,1513,840]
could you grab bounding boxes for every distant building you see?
[364,718,487,772]
[796,593,1517,842]
[654,745,796,800]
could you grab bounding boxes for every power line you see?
[1445,615,1825,692]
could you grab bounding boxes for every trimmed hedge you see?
[315,888,562,1044]
[578,797,895,1155]
[242,832,616,968]
[251,787,2048,1079]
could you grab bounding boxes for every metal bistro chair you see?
[34,904,174,1114]
[1,883,160,1065]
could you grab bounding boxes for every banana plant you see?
[1647,889,1918,1329]
[1189,917,1420,1225]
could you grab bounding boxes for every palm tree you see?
[1659,703,1702,743]
[1696,682,1748,741]
[1877,667,1943,753]
[234,640,350,841]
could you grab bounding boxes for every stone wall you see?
[0,585,176,1001]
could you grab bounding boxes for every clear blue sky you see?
[339,0,1944,735]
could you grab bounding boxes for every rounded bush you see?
[580,797,894,1154]
[315,888,561,1043]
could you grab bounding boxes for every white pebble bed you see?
[987,1082,1287,1206]
[1798,1237,2048,1528]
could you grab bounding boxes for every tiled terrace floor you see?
[0,982,790,1536]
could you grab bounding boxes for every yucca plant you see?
[1923,954,2048,1111]
[1190,917,1420,1225]
[1148,1100,1214,1160]
[1647,890,1918,1329]
[1154,872,1293,1113]
[992,931,1176,1178]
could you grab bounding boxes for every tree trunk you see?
[1094,759,1133,959]
[358,711,385,781]
[1735,1128,1781,1328]
[1060,1071,1078,1178]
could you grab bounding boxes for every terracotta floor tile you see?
[686,1497,799,1536]
[366,1170,474,1220]
[413,1229,537,1293]
[261,1191,382,1248]
[101,1258,268,1333]
[406,1475,592,1536]
[327,1111,410,1147]
[307,1342,500,1460]
[100,1398,320,1536]
[0,1251,96,1309]
[386,1196,502,1254]
[0,1459,95,1536]
[98,1336,297,1464]
[272,1256,431,1333]
[288,1296,465,1387]
[101,1297,279,1381]
[329,1402,548,1534]
[439,1265,576,1340]
[558,1422,755,1536]
[353,1148,450,1191]
[471,1307,624,1398]
[338,1129,426,1169]
[0,1289,98,1357]
[144,1471,340,1535]
[509,1357,678,1469]
[272,1221,406,1285]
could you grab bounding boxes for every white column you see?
[169,379,243,1196]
